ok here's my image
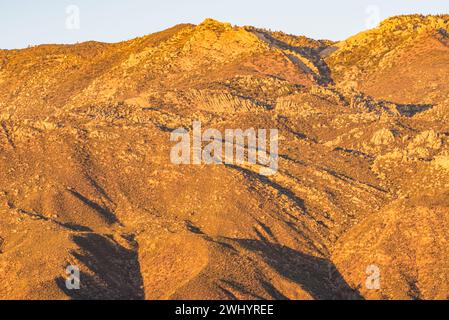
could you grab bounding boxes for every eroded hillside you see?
[0,15,448,300]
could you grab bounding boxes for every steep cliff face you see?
[0,16,448,300]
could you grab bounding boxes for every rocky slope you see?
[0,15,448,300]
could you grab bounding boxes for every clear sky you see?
[1,0,448,49]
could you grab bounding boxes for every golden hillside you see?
[0,15,448,300]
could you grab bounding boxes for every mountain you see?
[326,15,449,105]
[0,15,448,300]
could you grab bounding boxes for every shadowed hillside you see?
[0,15,448,300]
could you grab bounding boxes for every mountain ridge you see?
[0,14,448,300]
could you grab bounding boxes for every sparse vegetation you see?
[0,15,448,300]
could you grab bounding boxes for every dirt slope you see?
[0,15,448,300]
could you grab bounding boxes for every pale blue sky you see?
[0,0,448,49]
